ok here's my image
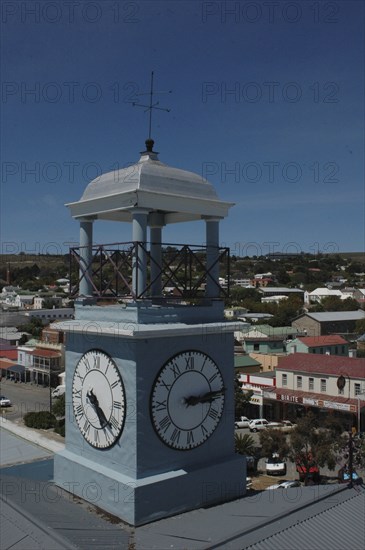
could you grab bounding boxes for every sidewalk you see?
[0,415,65,454]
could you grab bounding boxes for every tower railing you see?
[69,241,230,302]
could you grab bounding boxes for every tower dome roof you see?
[66,147,233,224]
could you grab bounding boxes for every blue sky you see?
[1,0,364,256]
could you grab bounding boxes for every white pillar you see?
[79,218,93,296]
[205,218,221,299]
[149,213,165,298]
[132,209,148,297]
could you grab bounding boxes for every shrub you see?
[24,411,56,429]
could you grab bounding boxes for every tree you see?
[234,374,253,418]
[52,393,65,418]
[235,433,256,456]
[355,318,365,334]
[288,413,345,484]
[259,428,289,458]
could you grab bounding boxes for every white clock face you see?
[150,351,225,450]
[72,350,126,449]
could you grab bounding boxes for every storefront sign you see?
[303,397,319,407]
[276,393,301,403]
[322,401,354,412]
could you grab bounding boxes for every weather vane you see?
[132,71,172,141]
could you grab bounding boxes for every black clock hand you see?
[184,388,225,407]
[87,389,110,429]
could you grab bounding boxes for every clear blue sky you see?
[1,0,364,257]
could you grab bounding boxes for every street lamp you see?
[356,389,365,433]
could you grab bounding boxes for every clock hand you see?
[184,388,225,407]
[87,389,110,429]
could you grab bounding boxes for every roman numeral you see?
[113,401,123,410]
[84,358,91,371]
[159,416,171,432]
[110,416,119,430]
[208,407,219,420]
[185,356,194,370]
[201,424,208,436]
[75,404,83,417]
[171,362,181,379]
[93,355,100,369]
[83,419,91,435]
[155,400,167,412]
[208,372,218,384]
[186,430,194,445]
[73,389,82,399]
[160,380,171,391]
[170,428,181,444]
[94,429,100,444]
[200,357,207,371]
[110,380,119,389]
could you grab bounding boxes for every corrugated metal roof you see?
[306,310,365,321]
[244,489,365,550]
[276,353,365,378]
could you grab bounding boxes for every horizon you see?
[2,1,364,255]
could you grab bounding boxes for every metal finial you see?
[132,71,172,144]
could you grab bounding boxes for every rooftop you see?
[277,353,365,378]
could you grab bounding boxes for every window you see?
[282,374,287,387]
[355,383,361,396]
[320,379,327,392]
[297,376,302,389]
[309,377,314,391]
[253,343,260,351]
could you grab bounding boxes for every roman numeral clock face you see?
[72,350,126,449]
[150,351,225,450]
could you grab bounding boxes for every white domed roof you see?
[66,146,233,224]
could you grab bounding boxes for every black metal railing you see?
[69,241,230,301]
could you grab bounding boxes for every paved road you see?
[0,379,51,421]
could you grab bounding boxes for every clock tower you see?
[54,139,247,526]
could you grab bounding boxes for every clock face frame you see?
[150,350,225,451]
[72,349,126,449]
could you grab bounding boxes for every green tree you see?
[235,433,256,455]
[355,319,365,334]
[288,413,345,484]
[259,428,289,458]
[234,374,253,418]
[52,393,65,418]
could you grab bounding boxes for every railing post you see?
[205,217,221,298]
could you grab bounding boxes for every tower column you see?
[132,208,149,297]
[205,217,221,299]
[149,213,165,298]
[79,218,94,296]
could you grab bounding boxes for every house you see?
[291,310,365,337]
[353,288,365,307]
[25,307,74,322]
[238,325,303,354]
[14,294,35,309]
[263,353,365,427]
[234,354,262,374]
[286,335,349,356]
[258,287,304,301]
[304,287,343,304]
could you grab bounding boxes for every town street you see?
[0,379,51,421]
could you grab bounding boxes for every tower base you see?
[54,450,246,526]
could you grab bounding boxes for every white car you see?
[249,419,269,432]
[266,453,287,476]
[0,395,12,407]
[265,480,301,490]
[280,420,297,431]
[235,416,250,429]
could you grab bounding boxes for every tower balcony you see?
[69,241,230,303]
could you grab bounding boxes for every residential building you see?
[292,310,365,336]
[234,354,261,374]
[258,286,304,300]
[304,287,343,304]
[25,308,74,322]
[238,325,303,354]
[286,335,349,356]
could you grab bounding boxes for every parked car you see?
[265,480,301,490]
[0,395,12,407]
[52,385,65,398]
[266,453,287,476]
[235,416,251,429]
[280,420,297,431]
[249,419,269,432]
[246,477,253,489]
